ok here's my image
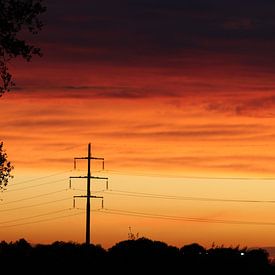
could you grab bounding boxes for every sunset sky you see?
[2,0,275,250]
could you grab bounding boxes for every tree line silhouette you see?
[0,237,274,275]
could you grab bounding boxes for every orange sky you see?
[2,0,275,250]
[2,70,275,249]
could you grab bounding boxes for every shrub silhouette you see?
[108,237,179,274]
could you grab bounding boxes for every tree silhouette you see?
[0,1,46,188]
[0,238,274,275]
[0,142,13,190]
[0,0,46,96]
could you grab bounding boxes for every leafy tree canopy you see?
[0,142,13,190]
[0,0,46,96]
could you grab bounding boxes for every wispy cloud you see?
[206,94,275,117]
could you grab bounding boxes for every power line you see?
[99,208,275,226]
[0,197,71,213]
[3,154,275,236]
[5,178,68,192]
[0,209,71,225]
[7,167,275,184]
[103,169,275,181]
[104,189,275,204]
[11,170,72,186]
[0,189,68,205]
[4,207,275,229]
[0,210,85,228]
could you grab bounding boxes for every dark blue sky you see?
[40,0,275,67]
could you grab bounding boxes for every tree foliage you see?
[0,1,45,188]
[0,0,46,96]
[0,142,13,190]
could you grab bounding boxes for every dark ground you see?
[0,238,274,275]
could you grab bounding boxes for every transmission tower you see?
[70,143,108,245]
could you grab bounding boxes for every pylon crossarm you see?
[91,176,108,180]
[73,195,89,208]
[74,195,103,199]
[90,196,104,209]
[73,195,104,208]
[72,196,85,208]
[91,196,104,199]
[90,176,109,190]
[75,157,88,160]
[74,157,88,169]
[91,157,105,170]
[69,176,88,188]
